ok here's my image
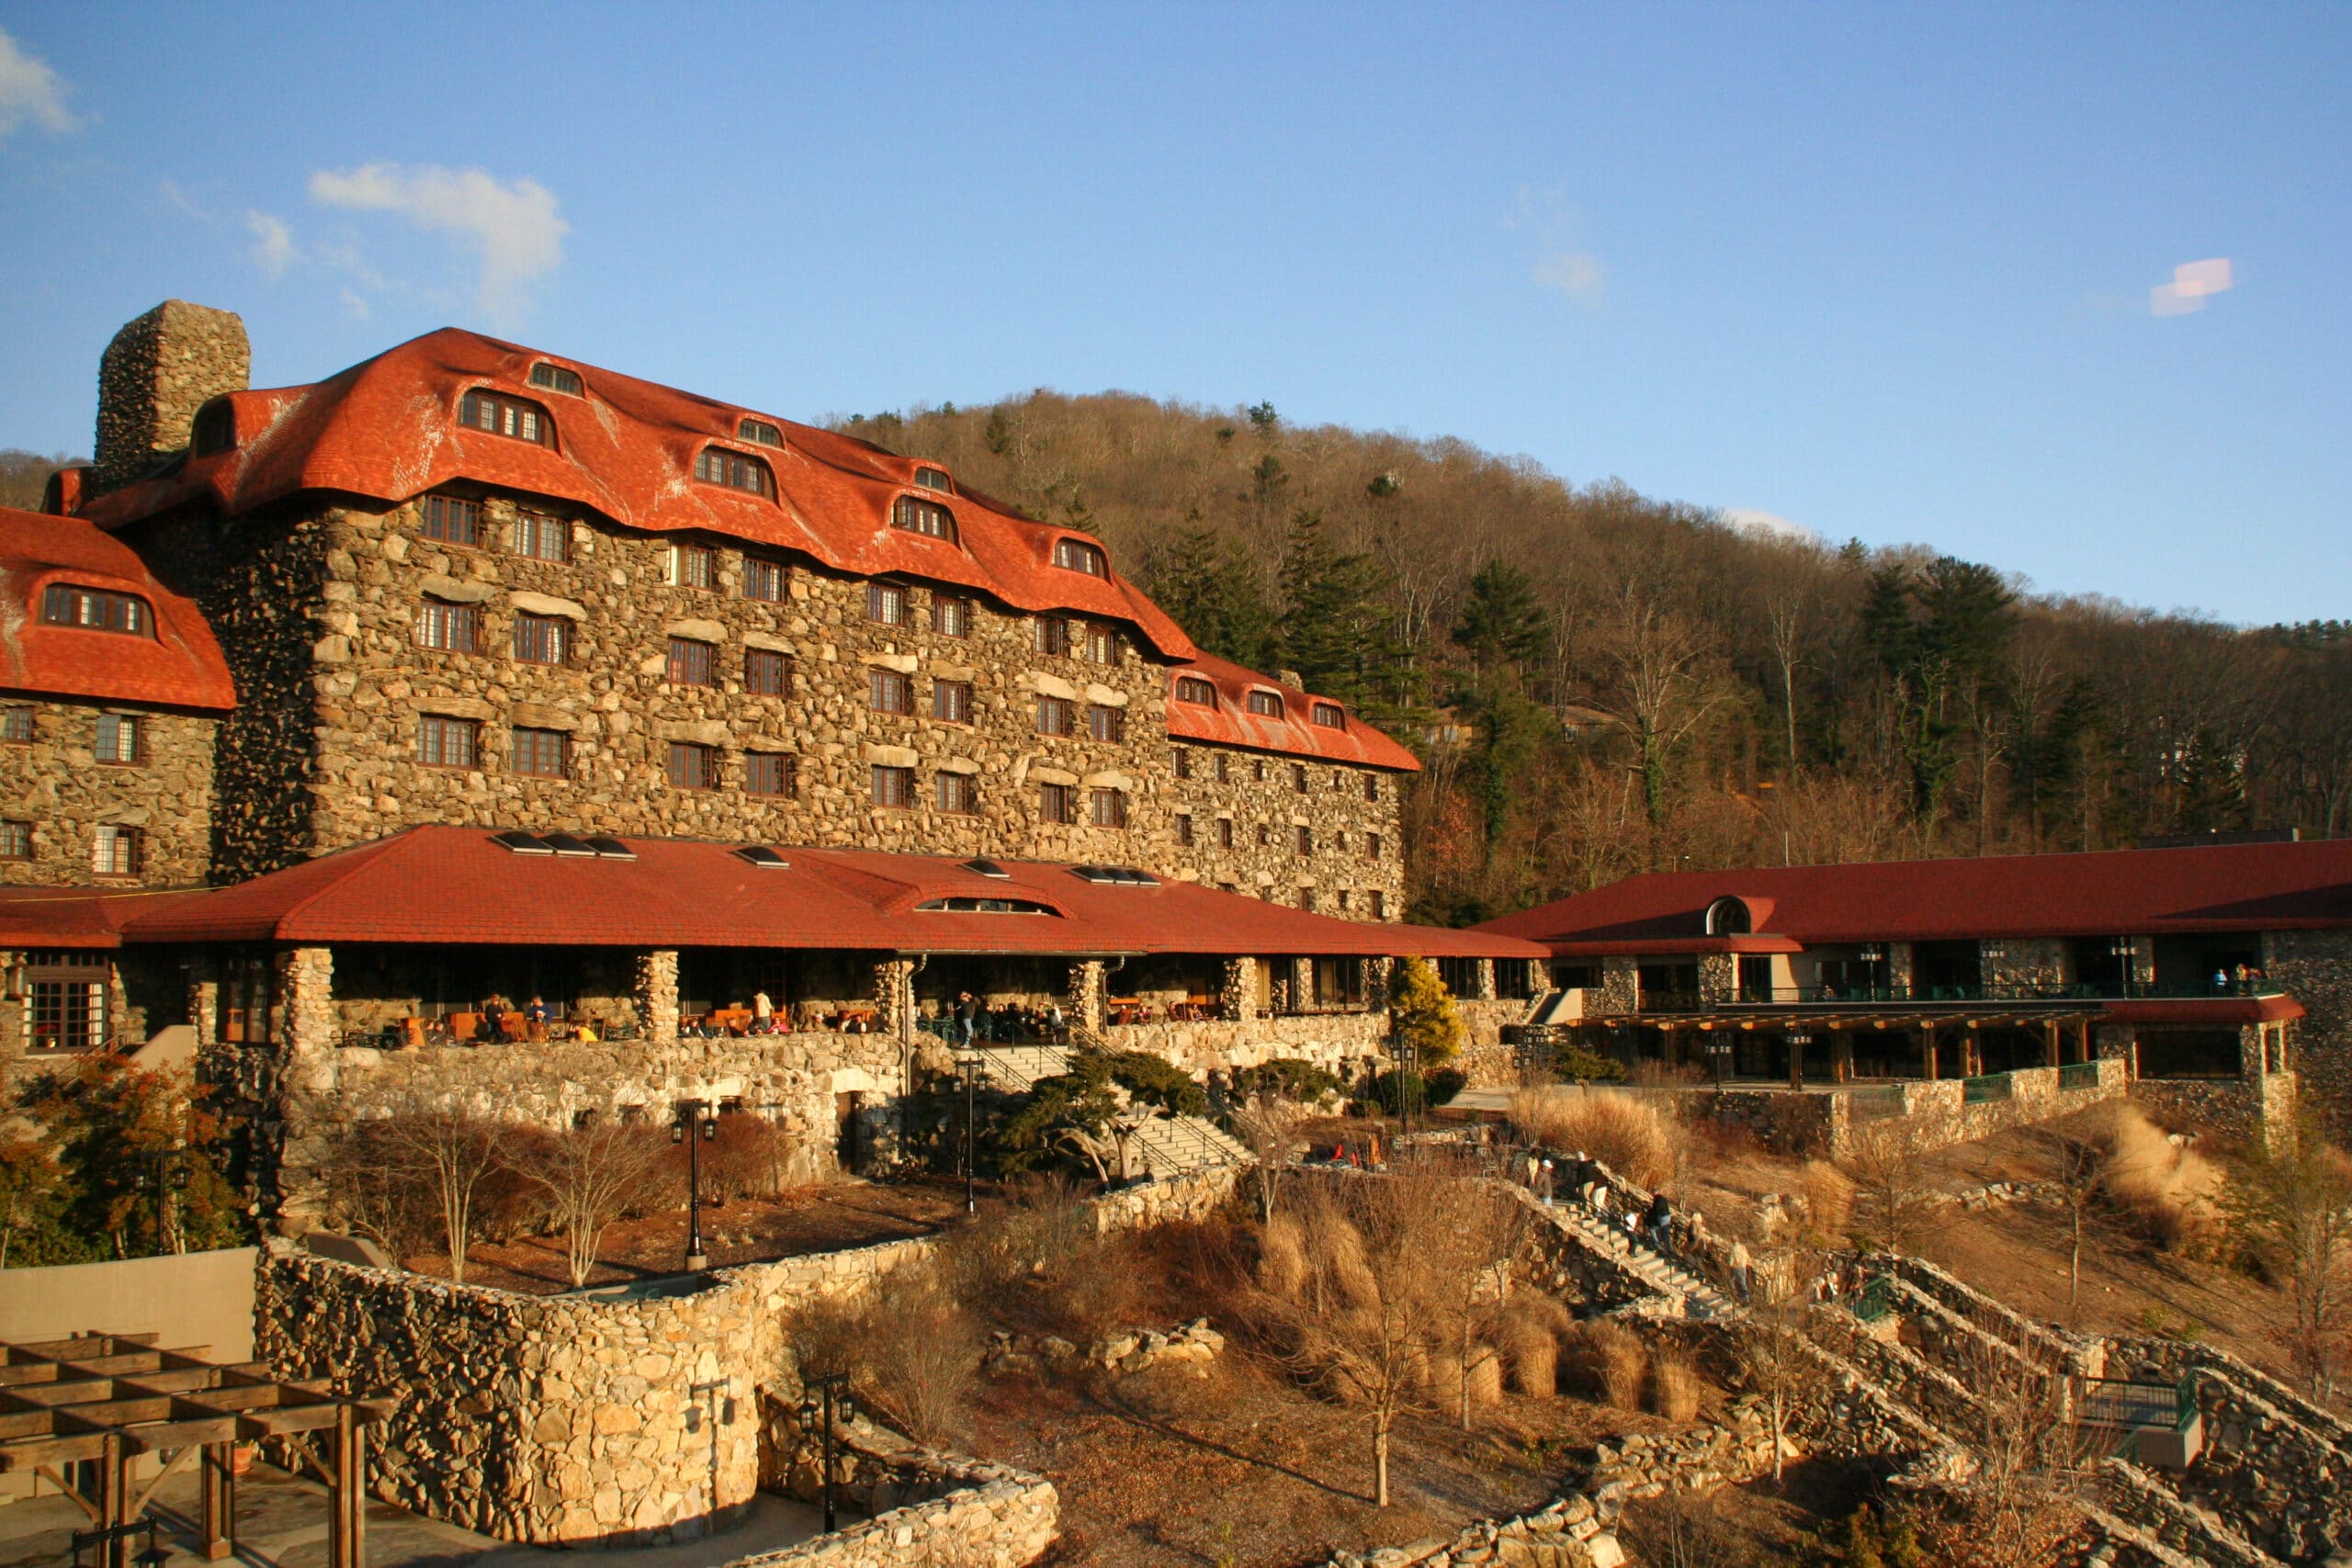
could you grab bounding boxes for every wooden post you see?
[1833,1030,1852,1084]
[2075,1018,2091,1064]
[1923,1025,1939,1081]
[2044,1021,2061,1069]
[101,1432,129,1568]
[199,1442,235,1560]
[328,1404,356,1568]
[1963,1027,1981,1078]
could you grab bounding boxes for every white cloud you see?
[159,180,210,221]
[1510,186,1607,309]
[308,162,567,323]
[1723,507,1824,546]
[2151,256,2233,317]
[1533,249,1606,303]
[0,26,77,139]
[338,288,371,322]
[246,211,298,278]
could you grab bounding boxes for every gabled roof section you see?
[69,328,1201,660]
[0,886,212,949]
[1164,653,1419,772]
[0,507,235,711]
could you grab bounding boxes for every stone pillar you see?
[277,946,336,1055]
[1288,957,1313,1013]
[872,958,914,1034]
[1472,958,1497,1001]
[636,949,680,1043]
[1222,957,1259,1026]
[1886,942,1915,993]
[187,953,220,1050]
[1364,955,1395,1011]
[1696,953,1734,1007]
[1068,960,1105,1032]
[2095,1022,2137,1080]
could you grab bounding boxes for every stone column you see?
[277,946,336,1055]
[636,949,680,1043]
[1696,953,1734,1007]
[872,958,914,1034]
[187,953,220,1050]
[1886,942,1916,993]
[1068,960,1105,1032]
[1364,955,1395,1011]
[1222,957,1259,1026]
[1472,958,1497,1001]
[2095,1022,2137,1079]
[1287,957,1313,1013]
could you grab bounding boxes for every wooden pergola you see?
[0,1335,393,1568]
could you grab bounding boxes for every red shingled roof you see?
[0,507,235,711]
[0,886,211,949]
[1166,653,1420,772]
[123,826,1544,960]
[1478,840,2352,952]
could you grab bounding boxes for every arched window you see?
[458,389,553,446]
[892,496,956,541]
[1311,702,1346,728]
[1246,689,1283,717]
[1174,675,1217,707]
[1053,537,1107,576]
[694,446,775,498]
[1704,897,1754,936]
[41,585,150,636]
[914,466,953,492]
[737,417,784,447]
[528,363,583,397]
[191,400,235,455]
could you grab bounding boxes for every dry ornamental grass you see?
[1509,1087,1682,1189]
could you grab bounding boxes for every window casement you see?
[745,647,791,696]
[936,772,978,815]
[1087,704,1125,743]
[1292,763,1309,795]
[420,714,481,769]
[892,496,956,542]
[1365,831,1383,860]
[529,362,584,396]
[1079,623,1117,666]
[665,637,717,686]
[513,612,571,666]
[1333,831,1348,853]
[871,764,916,808]
[1053,537,1107,577]
[914,465,953,492]
[415,598,481,653]
[1176,814,1194,847]
[28,950,111,1050]
[1247,689,1283,717]
[1035,695,1076,737]
[191,400,235,455]
[743,557,788,602]
[1038,782,1076,824]
[745,751,797,797]
[0,820,30,859]
[1312,702,1345,728]
[933,679,973,724]
[1034,616,1072,657]
[91,826,142,877]
[1216,818,1235,850]
[870,669,914,715]
[737,417,784,448]
[1257,823,1272,847]
[1173,747,1193,780]
[1365,775,1380,803]
[668,542,718,589]
[1369,889,1385,919]
[1253,759,1267,782]
[868,582,907,625]
[1295,825,1313,856]
[1214,753,1230,784]
[669,741,718,790]
[1,705,30,743]
[94,714,141,765]
[1090,788,1128,829]
[1174,675,1217,706]
[458,389,552,445]
[1297,887,1317,913]
[423,493,483,547]
[693,446,776,498]
[511,727,570,779]
[40,585,149,636]
[514,511,570,562]
[932,595,973,637]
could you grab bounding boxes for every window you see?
[666,637,716,686]
[529,363,584,396]
[1247,690,1283,717]
[423,493,482,547]
[1039,783,1075,824]
[94,715,140,764]
[1333,832,1348,854]
[513,612,571,666]
[1173,747,1193,780]
[0,820,29,859]
[1257,824,1272,847]
[1217,818,1234,849]
[1298,887,1317,913]
[669,741,718,790]
[420,715,480,768]
[1312,702,1345,728]
[737,417,784,447]
[1254,759,1267,782]
[1035,695,1076,736]
[1080,623,1117,665]
[192,400,234,455]
[40,586,148,636]
[1,706,29,743]
[29,952,109,1050]
[892,496,956,541]
[1090,788,1128,829]
[1295,825,1313,856]
[1035,617,1071,656]
[514,512,570,562]
[868,582,907,625]
[1369,890,1385,919]
[1366,775,1380,803]
[94,826,142,875]
[669,543,718,589]
[745,751,797,797]
[1054,537,1107,576]
[1338,890,1351,913]
[871,764,915,807]
[936,772,978,814]
[512,727,569,779]
[745,647,791,695]
[1365,832,1383,860]
[1087,704,1125,742]
[870,669,913,714]
[933,679,973,723]
[458,389,552,445]
[1175,675,1217,706]
[1176,814,1194,847]
[1215,753,1230,784]
[914,466,953,492]
[416,599,481,652]
[932,595,972,636]
[1293,763,1309,795]
[743,557,788,601]
[694,446,776,498]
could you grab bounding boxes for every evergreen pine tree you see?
[1387,956,1466,1066]
[1278,511,1402,705]
[1451,558,1552,677]
[1144,525,1278,669]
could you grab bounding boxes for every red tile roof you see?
[0,507,235,711]
[122,826,1545,960]
[1165,653,1420,772]
[0,886,211,949]
[1478,840,2352,952]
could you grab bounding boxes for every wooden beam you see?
[199,1442,235,1562]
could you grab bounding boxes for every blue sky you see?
[1,3,2344,625]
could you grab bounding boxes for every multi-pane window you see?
[513,613,570,665]
[1173,747,1193,780]
[745,648,791,695]
[1034,617,1071,657]
[1215,754,1230,784]
[2,706,30,743]
[1080,623,1117,665]
[933,680,973,724]
[694,446,776,498]
[914,466,953,492]
[1312,702,1346,728]
[666,637,716,686]
[1175,675,1217,706]
[738,417,784,447]
[932,595,972,636]
[669,543,718,588]
[423,493,482,546]
[0,820,30,859]
[1039,783,1075,824]
[40,586,148,635]
[420,715,480,768]
[1293,763,1309,795]
[1176,815,1194,847]
[29,952,109,1049]
[669,741,718,790]
[1365,832,1383,860]
[745,751,797,797]
[1298,887,1317,913]
[936,772,978,814]
[1247,690,1283,716]
[868,583,906,625]
[1369,890,1385,919]
[892,496,956,541]
[1295,825,1313,856]
[1053,537,1107,576]
[416,599,481,652]
[870,669,914,715]
[1035,695,1076,736]
[511,727,569,779]
[458,389,552,445]
[1091,788,1128,829]
[743,557,788,601]
[1365,775,1381,802]
[514,512,570,562]
[1087,704,1125,743]
[92,827,141,877]
[94,715,140,765]
[529,363,584,396]
[871,764,915,807]
[1217,818,1235,849]
[1254,760,1267,782]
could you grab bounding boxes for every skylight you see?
[491,830,554,855]
[733,845,790,869]
[916,897,1054,914]
[541,831,599,858]
[965,859,1012,879]
[584,836,637,861]
[1070,865,1160,886]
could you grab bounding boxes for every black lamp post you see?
[75,1515,169,1568]
[132,1153,192,1257]
[672,1100,717,1271]
[2109,937,2135,999]
[1393,1038,1419,1140]
[954,1049,983,1213]
[797,1372,854,1533]
[1786,1031,1814,1091]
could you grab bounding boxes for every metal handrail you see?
[1628,979,2287,1010]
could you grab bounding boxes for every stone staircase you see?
[973,1042,1250,1178]
[1517,1187,1741,1322]
[1524,989,1579,1028]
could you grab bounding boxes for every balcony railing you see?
[1621,979,2285,1012]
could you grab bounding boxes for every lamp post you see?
[797,1372,854,1533]
[684,1379,737,1525]
[132,1151,192,1257]
[1393,1038,1419,1139]
[954,1048,983,1213]
[1786,1031,1814,1092]
[672,1100,717,1271]
[2109,937,2135,999]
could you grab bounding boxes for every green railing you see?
[2076,1372,2199,1433]
[1962,1072,2013,1104]
[2058,1061,2101,1091]
[1850,1272,1894,1322]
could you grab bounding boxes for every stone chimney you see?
[92,300,250,493]
[1277,669,1305,690]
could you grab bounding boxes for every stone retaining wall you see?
[741,1429,1057,1568]
[2127,1074,2297,1149]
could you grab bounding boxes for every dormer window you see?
[41,585,149,636]
[738,418,784,448]
[191,400,235,456]
[528,363,583,397]
[1175,676,1217,707]
[1247,689,1283,717]
[1053,538,1107,577]
[914,466,953,492]
[1311,702,1345,728]
[459,389,552,445]
[695,446,775,499]
[892,496,957,542]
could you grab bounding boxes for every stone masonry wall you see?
[0,700,217,887]
[2265,928,2352,1138]
[92,300,250,492]
[1163,740,1403,918]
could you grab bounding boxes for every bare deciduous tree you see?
[372,1101,506,1284]
[2225,1115,2352,1400]
[1917,1337,2094,1568]
[1230,1091,1300,1224]
[2037,1122,2103,1317]
[509,1115,666,1288]
[1842,1119,1939,1256]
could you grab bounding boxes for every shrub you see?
[1368,1068,1464,1115]
[1567,1318,1647,1410]
[1501,1294,1571,1394]
[2094,1102,2219,1250]
[789,1260,978,1447]
[1649,1344,1702,1422]
[1389,956,1468,1066]
[1231,1057,1343,1105]
[1510,1087,1680,1189]
[1544,1042,1627,1083]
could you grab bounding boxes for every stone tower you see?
[92,300,250,493]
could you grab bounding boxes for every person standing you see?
[752,988,774,1030]
[956,990,979,1048]
[1728,1237,1752,1302]
[1540,1156,1555,1206]
[1645,1191,1674,1257]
